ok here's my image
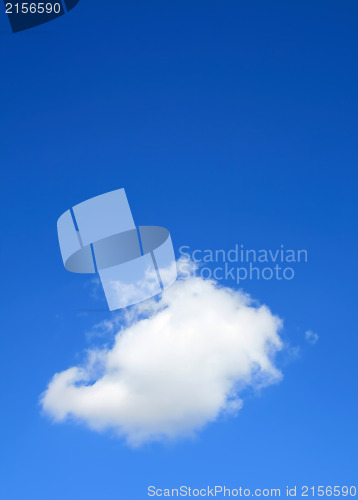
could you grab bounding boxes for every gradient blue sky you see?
[1,1,357,498]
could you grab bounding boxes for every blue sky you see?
[0,1,357,498]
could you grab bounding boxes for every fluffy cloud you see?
[41,267,284,446]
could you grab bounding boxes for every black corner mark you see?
[3,0,80,33]
[63,0,79,11]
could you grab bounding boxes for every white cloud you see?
[41,267,284,446]
[305,329,319,345]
